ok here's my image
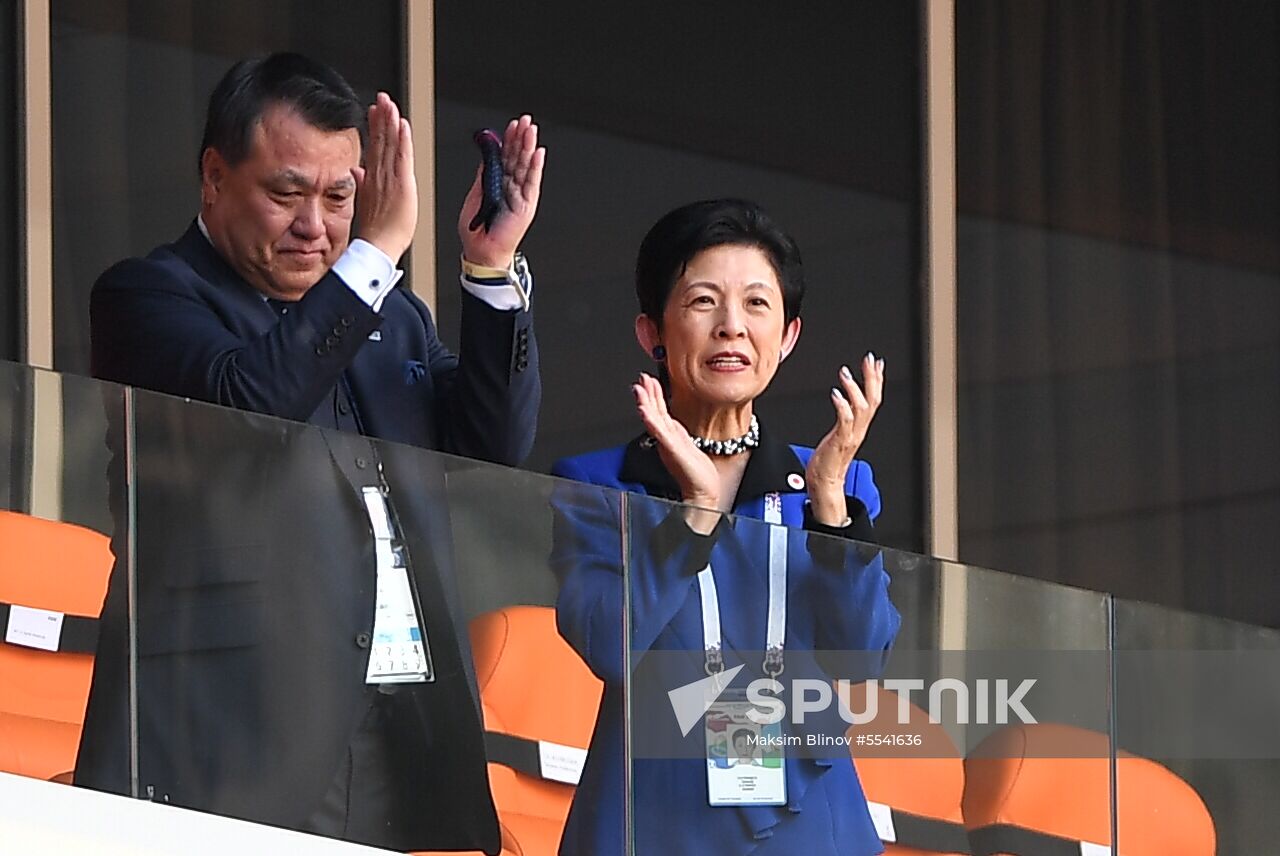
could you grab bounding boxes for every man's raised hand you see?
[354,92,418,261]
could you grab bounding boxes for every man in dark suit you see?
[75,53,544,853]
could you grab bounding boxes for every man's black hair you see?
[198,52,365,175]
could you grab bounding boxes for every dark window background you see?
[957,7,1280,850]
[962,4,1280,849]
[435,1,926,553]
[48,0,402,534]
[49,0,403,375]
[1,0,18,363]
[957,0,1280,626]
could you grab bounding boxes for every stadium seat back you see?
[847,681,969,856]
[469,605,603,856]
[0,511,113,780]
[963,722,1215,856]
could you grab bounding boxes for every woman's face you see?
[640,243,801,413]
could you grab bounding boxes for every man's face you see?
[201,104,361,300]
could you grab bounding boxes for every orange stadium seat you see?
[0,510,112,782]
[846,681,971,855]
[465,605,604,856]
[963,722,1215,856]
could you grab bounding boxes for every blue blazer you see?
[77,223,538,853]
[550,427,900,856]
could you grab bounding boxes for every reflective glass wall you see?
[10,358,1278,854]
[957,7,1280,850]
[0,362,124,799]
[49,0,404,375]
[1114,597,1280,852]
[434,1,927,554]
[956,1,1280,628]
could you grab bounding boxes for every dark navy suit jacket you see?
[550,428,899,856]
[76,223,539,854]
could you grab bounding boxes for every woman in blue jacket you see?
[550,199,900,856]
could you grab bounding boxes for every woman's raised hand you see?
[633,373,722,512]
[806,353,885,526]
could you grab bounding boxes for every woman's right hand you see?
[634,374,723,533]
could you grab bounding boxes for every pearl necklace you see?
[644,414,760,456]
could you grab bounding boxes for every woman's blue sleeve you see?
[549,459,722,685]
[800,460,900,676]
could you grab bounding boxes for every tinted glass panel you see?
[436,1,926,552]
[50,0,403,374]
[957,0,1280,625]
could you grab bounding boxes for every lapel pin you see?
[787,473,805,490]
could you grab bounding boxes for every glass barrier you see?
[1113,597,1280,855]
[621,491,1115,856]
[3,358,1271,856]
[118,382,615,854]
[0,360,126,793]
[933,559,1118,856]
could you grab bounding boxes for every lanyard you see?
[696,492,787,678]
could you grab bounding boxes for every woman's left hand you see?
[806,353,885,526]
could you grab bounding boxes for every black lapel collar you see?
[736,422,808,502]
[618,420,808,505]
[619,434,682,500]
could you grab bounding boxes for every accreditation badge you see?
[705,689,786,806]
[361,488,434,685]
[364,563,433,684]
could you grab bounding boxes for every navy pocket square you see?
[403,360,427,385]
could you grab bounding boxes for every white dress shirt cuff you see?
[332,239,403,312]
[459,276,534,311]
[459,256,534,312]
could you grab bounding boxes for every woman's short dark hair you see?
[198,52,365,174]
[635,199,805,327]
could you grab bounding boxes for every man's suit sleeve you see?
[403,287,540,466]
[91,256,382,422]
